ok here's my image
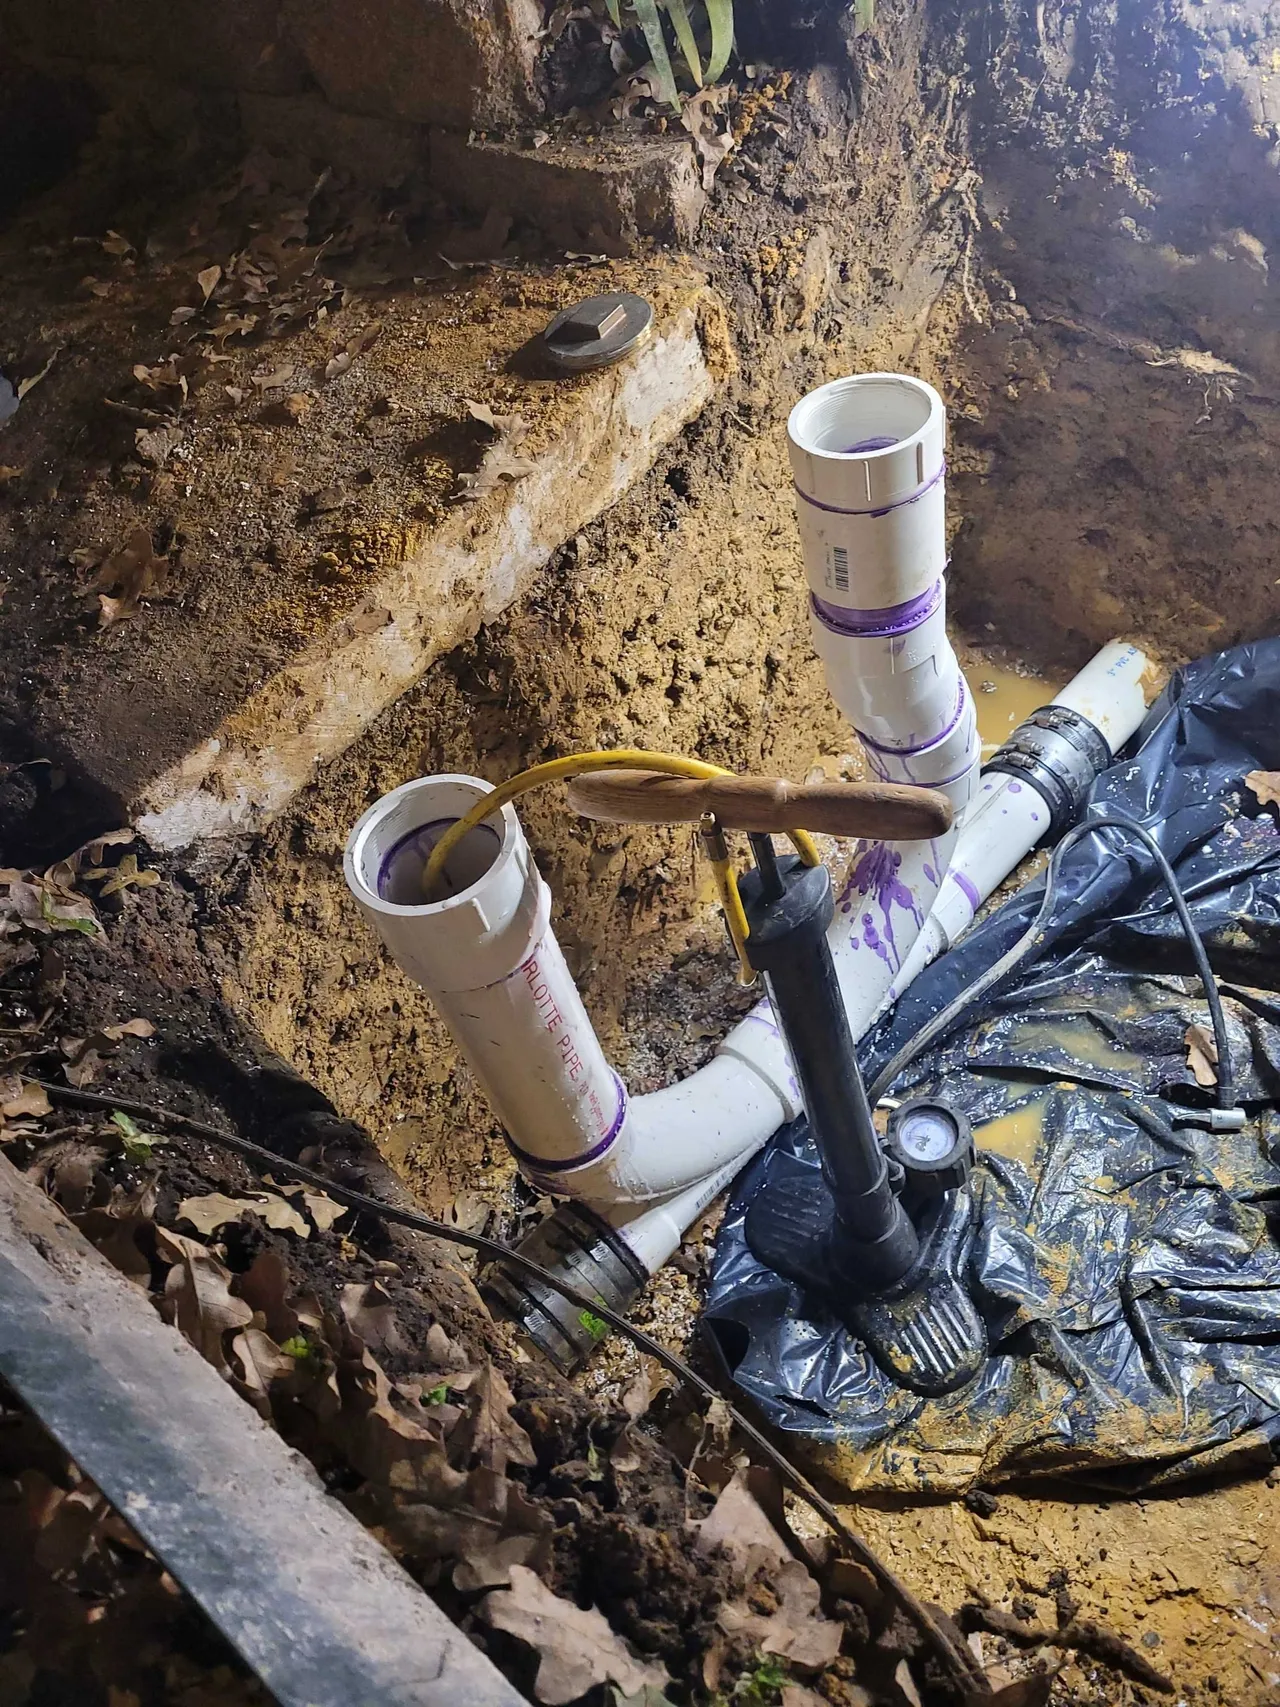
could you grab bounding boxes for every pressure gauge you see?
[885,1099,974,1195]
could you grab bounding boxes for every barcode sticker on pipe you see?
[832,545,849,592]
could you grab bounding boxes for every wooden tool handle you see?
[565,770,953,841]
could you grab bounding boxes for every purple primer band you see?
[859,680,968,759]
[811,581,942,639]
[504,1074,628,1175]
[846,436,899,452]
[794,457,946,520]
[952,870,981,910]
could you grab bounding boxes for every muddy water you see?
[968,658,1061,755]
[975,1093,1047,1166]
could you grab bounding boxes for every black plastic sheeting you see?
[704,640,1280,1493]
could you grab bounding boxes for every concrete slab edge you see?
[136,291,728,851]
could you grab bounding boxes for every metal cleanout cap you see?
[542,292,654,372]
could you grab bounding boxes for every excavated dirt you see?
[0,132,717,862]
[8,0,1280,1701]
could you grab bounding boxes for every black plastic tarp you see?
[704,640,1280,1492]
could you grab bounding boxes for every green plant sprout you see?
[606,0,735,109]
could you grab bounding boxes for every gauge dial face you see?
[895,1105,963,1165]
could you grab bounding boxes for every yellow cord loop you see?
[422,751,818,989]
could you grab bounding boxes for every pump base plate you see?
[744,1163,986,1397]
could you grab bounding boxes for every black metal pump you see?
[739,839,986,1396]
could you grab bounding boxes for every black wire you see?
[27,1075,983,1691]
[867,813,1237,1112]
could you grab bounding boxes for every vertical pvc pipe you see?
[345,777,627,1175]
[787,373,980,814]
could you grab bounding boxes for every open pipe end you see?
[345,775,512,916]
[344,775,547,996]
[788,372,943,479]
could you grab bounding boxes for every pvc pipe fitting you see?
[889,641,1156,994]
[788,374,947,610]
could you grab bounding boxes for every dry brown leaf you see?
[346,606,393,637]
[340,1280,404,1354]
[231,1327,297,1416]
[27,1138,106,1211]
[16,351,58,401]
[101,230,134,257]
[452,1531,548,1593]
[1246,770,1280,808]
[252,364,296,391]
[681,86,736,189]
[480,1565,669,1706]
[980,1674,1055,1707]
[1,1078,51,1120]
[451,1360,537,1476]
[73,1181,156,1285]
[456,401,536,501]
[781,1686,829,1707]
[695,1468,792,1571]
[0,465,23,482]
[718,1559,843,1674]
[234,1248,298,1341]
[88,527,170,627]
[448,1190,491,1235]
[621,1367,653,1422]
[1185,1022,1219,1088]
[197,264,222,301]
[102,1017,155,1041]
[279,1181,347,1232]
[156,1226,253,1370]
[177,1190,309,1238]
[894,1659,924,1707]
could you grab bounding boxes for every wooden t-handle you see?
[565,770,953,842]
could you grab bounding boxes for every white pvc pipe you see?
[788,374,980,814]
[346,775,801,1205]
[890,640,1154,994]
[346,776,626,1172]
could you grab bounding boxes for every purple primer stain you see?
[1031,812,1041,823]
[862,912,890,968]
[839,841,923,972]
[845,435,899,452]
[1008,781,1022,793]
[923,863,937,884]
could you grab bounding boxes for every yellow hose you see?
[420,750,820,981]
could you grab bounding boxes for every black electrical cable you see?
[27,1076,983,1693]
[867,813,1238,1113]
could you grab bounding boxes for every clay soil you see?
[6,0,1280,1702]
